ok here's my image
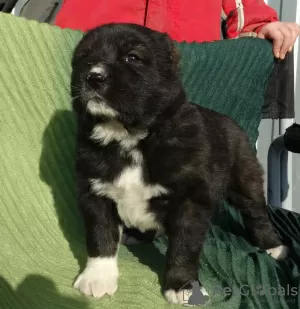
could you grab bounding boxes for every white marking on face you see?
[90,65,106,75]
[87,100,118,118]
[74,257,119,298]
[90,165,168,232]
[164,286,209,304]
[266,245,288,260]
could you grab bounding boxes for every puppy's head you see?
[71,23,183,128]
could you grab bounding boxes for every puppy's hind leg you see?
[228,141,288,260]
[164,193,213,305]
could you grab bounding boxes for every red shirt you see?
[55,0,278,43]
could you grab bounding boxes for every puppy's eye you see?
[125,53,141,63]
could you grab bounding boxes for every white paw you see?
[164,286,209,305]
[74,257,119,298]
[165,289,191,304]
[266,245,288,260]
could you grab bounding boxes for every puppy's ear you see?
[156,32,181,72]
[163,34,181,71]
[71,45,87,68]
[170,43,181,71]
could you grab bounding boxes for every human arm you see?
[223,0,299,59]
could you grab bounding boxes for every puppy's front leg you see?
[74,191,121,299]
[164,198,211,305]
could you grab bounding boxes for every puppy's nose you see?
[86,64,109,88]
[86,72,107,88]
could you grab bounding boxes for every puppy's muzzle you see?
[86,64,109,90]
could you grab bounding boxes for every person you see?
[55,0,299,60]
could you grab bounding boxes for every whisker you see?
[72,95,81,100]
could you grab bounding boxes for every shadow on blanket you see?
[39,110,86,273]
[0,275,89,309]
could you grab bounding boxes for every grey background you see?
[257,0,300,212]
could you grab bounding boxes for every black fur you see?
[71,23,283,296]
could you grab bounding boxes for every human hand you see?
[257,22,300,59]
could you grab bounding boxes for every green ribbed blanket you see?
[0,13,299,309]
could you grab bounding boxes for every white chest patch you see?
[89,121,167,231]
[91,121,147,164]
[90,165,168,232]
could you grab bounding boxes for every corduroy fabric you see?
[0,13,299,309]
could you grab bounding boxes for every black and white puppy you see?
[71,23,288,304]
